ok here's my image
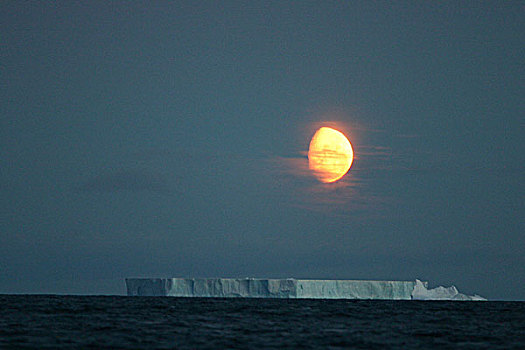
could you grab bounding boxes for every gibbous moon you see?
[308,127,354,183]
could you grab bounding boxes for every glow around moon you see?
[308,127,354,183]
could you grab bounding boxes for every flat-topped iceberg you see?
[125,278,418,299]
[125,277,486,300]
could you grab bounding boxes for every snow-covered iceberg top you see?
[125,278,486,301]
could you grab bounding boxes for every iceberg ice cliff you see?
[125,278,486,300]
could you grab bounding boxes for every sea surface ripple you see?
[0,295,523,349]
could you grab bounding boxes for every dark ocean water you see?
[0,295,523,349]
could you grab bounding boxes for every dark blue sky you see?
[1,2,523,299]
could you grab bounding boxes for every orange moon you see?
[308,127,354,183]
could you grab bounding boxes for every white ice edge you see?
[411,279,486,301]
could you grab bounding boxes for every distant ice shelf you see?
[125,278,486,301]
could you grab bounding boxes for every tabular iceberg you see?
[125,277,486,300]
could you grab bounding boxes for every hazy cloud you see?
[78,169,170,194]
